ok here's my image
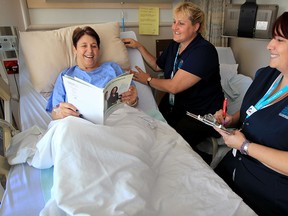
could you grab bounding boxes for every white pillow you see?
[220,63,238,80]
[216,47,236,64]
[220,64,240,100]
[20,22,130,95]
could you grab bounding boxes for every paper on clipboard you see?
[186,111,233,135]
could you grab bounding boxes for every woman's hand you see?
[120,85,138,106]
[214,109,233,127]
[52,102,81,120]
[121,38,142,49]
[130,66,151,85]
[214,127,246,150]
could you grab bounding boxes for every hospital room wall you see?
[1,0,286,80]
[1,1,287,78]
[230,0,288,78]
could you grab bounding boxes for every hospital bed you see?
[0,22,255,215]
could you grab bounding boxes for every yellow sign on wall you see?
[139,7,159,35]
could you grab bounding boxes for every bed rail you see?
[0,76,19,177]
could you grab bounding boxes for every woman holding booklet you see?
[46,26,138,120]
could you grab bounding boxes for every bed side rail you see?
[0,76,19,177]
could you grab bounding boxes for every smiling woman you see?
[214,12,288,216]
[72,27,101,72]
[121,2,224,161]
[45,26,138,121]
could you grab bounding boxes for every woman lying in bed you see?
[46,26,138,119]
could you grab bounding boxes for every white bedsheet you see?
[7,106,256,216]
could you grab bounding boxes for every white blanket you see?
[7,106,256,216]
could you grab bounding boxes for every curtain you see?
[185,0,231,47]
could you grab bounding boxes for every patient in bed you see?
[23,26,156,215]
[46,26,138,120]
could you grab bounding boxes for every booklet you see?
[63,73,133,124]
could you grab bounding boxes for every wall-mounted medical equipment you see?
[223,2,278,39]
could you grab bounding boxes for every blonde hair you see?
[173,2,206,36]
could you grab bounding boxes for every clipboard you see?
[186,111,232,135]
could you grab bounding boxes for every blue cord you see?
[121,12,125,32]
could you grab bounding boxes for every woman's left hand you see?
[130,66,151,85]
[214,127,246,150]
[121,85,138,106]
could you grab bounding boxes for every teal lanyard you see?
[246,74,288,118]
[171,45,181,78]
[169,45,181,106]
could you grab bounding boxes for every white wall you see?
[0,0,26,31]
[26,0,287,78]
[230,0,288,77]
[28,8,173,27]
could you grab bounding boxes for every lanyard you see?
[246,74,288,118]
[171,45,181,78]
[169,45,181,106]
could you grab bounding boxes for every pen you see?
[222,98,228,119]
[68,108,83,118]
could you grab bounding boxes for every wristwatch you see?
[240,139,250,155]
[147,77,152,86]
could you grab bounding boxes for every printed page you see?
[63,75,104,124]
[104,73,133,117]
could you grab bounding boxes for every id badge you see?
[169,93,175,106]
[169,69,177,106]
[246,105,257,117]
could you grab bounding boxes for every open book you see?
[63,73,133,124]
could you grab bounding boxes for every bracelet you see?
[240,139,250,155]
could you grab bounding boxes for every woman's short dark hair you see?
[272,12,288,39]
[72,26,100,48]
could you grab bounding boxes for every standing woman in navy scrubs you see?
[122,2,224,157]
[214,12,288,216]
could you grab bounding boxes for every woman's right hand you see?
[121,38,142,49]
[214,109,233,127]
[52,102,81,120]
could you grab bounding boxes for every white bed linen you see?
[0,164,45,215]
[6,106,256,216]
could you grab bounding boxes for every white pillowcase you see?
[219,63,238,80]
[220,63,240,100]
[20,22,130,96]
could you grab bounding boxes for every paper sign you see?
[139,7,159,35]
